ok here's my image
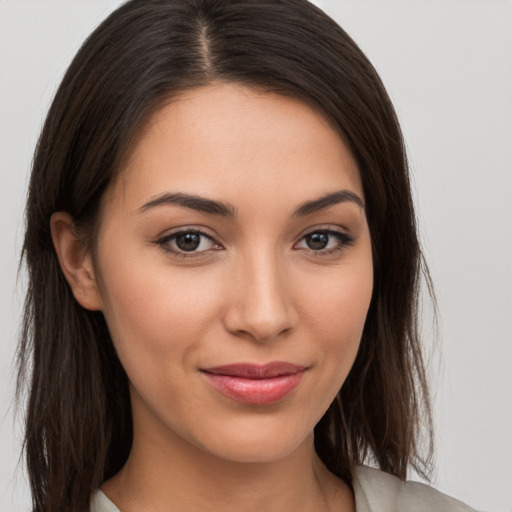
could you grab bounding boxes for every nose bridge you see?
[224,244,296,342]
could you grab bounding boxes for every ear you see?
[50,212,103,311]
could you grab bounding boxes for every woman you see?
[17,0,478,511]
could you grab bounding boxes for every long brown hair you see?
[18,0,434,510]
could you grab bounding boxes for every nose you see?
[223,250,298,343]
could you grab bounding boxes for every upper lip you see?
[201,362,307,379]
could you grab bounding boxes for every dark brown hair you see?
[18,0,433,510]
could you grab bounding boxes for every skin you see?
[51,83,373,512]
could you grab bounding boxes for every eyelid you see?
[153,224,355,259]
[154,227,224,258]
[293,225,355,255]
[294,224,352,241]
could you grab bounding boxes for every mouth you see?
[200,362,308,405]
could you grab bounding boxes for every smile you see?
[200,362,307,405]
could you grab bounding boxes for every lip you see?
[200,362,307,405]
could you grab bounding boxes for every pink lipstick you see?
[201,362,307,405]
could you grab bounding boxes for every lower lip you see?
[201,371,305,405]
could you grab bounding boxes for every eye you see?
[295,229,354,254]
[155,229,221,256]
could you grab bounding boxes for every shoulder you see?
[352,465,480,512]
[90,489,120,512]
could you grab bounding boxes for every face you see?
[91,84,373,464]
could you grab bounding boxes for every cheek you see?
[96,241,223,371]
[299,257,373,383]
[303,260,372,338]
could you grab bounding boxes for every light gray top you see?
[351,465,479,511]
[90,465,479,511]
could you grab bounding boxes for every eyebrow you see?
[138,189,364,218]
[138,192,236,217]
[293,190,364,217]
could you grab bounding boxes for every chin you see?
[189,416,314,465]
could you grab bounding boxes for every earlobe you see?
[50,212,103,311]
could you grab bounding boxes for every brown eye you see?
[175,232,202,251]
[156,229,220,256]
[305,232,329,250]
[295,229,355,254]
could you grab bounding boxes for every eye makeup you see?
[155,228,223,259]
[294,228,355,257]
[154,224,356,261]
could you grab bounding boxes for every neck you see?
[101,399,354,512]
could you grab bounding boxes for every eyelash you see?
[155,229,220,259]
[295,229,356,257]
[155,227,355,259]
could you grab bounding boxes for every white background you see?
[1,1,510,511]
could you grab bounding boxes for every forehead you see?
[109,83,362,212]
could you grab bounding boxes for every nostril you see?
[223,295,297,342]
[222,258,298,342]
